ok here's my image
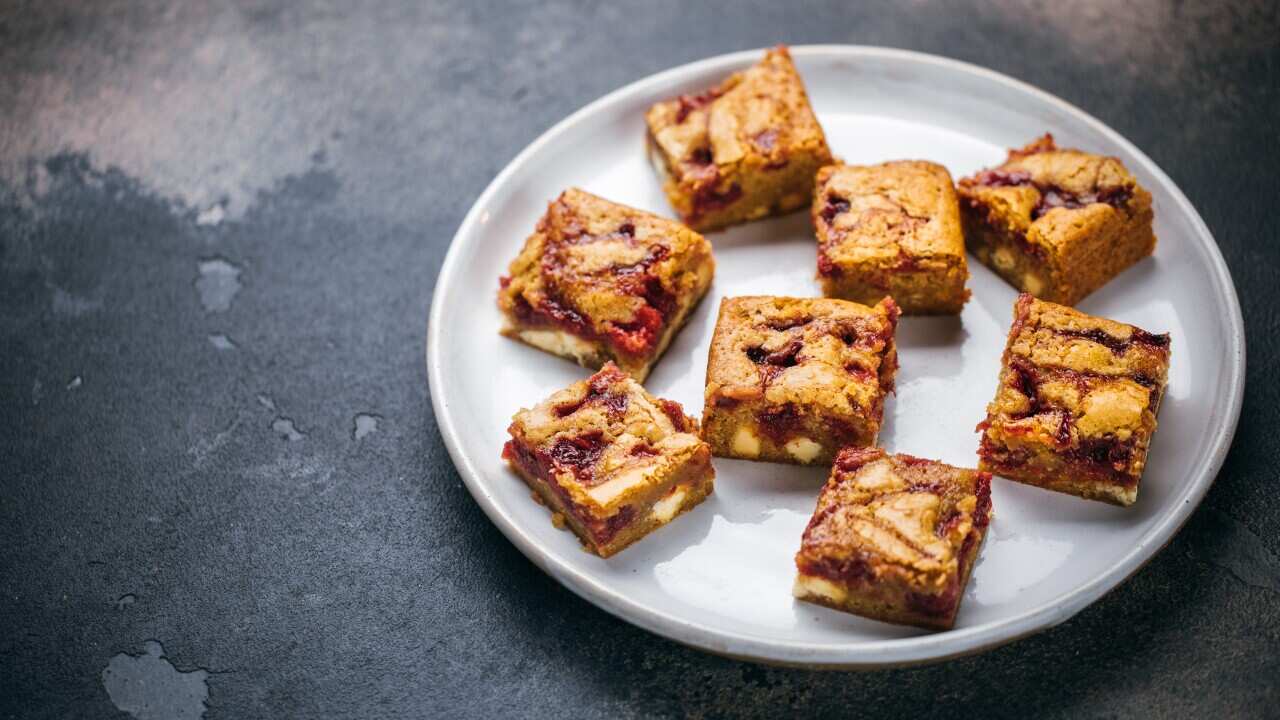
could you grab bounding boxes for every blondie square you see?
[813,161,970,314]
[644,45,834,232]
[793,447,992,630]
[977,294,1171,506]
[502,363,715,557]
[498,188,715,382]
[957,134,1155,306]
[700,296,899,466]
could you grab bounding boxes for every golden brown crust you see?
[957,134,1155,306]
[793,448,993,630]
[813,161,970,314]
[644,46,834,232]
[503,364,715,557]
[700,295,899,465]
[977,294,1171,506]
[497,188,715,381]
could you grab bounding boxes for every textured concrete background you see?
[2,1,1278,717]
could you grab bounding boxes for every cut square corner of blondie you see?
[700,295,899,466]
[812,160,970,315]
[502,363,715,557]
[496,187,715,383]
[644,45,834,232]
[977,293,1171,506]
[792,447,993,630]
[956,133,1156,306]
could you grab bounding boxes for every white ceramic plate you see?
[427,46,1244,667]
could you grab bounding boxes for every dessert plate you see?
[426,46,1243,666]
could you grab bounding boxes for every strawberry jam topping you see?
[520,220,677,359]
[674,89,722,123]
[972,473,993,529]
[552,365,630,418]
[607,305,664,357]
[967,169,1133,220]
[797,554,872,584]
[1070,438,1134,473]
[757,403,805,444]
[546,432,607,483]
[591,506,637,546]
[692,181,743,218]
[746,339,803,386]
[607,243,678,357]
[820,196,850,224]
[657,398,691,433]
[512,293,594,340]
[896,454,936,468]
[1053,326,1171,354]
[816,197,852,278]
[505,433,639,547]
[977,438,1030,469]
[679,150,742,218]
[834,446,886,473]
[905,583,959,618]
[629,443,658,457]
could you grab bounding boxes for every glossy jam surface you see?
[968,168,1133,220]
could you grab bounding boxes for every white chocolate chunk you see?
[732,426,761,457]
[852,460,901,491]
[793,574,848,602]
[785,437,823,463]
[516,329,597,365]
[992,245,1016,272]
[1022,272,1045,296]
[586,465,651,506]
[650,486,688,523]
[1077,383,1148,439]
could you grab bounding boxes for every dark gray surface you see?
[2,1,1278,717]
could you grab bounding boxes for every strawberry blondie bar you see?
[977,294,1171,505]
[701,295,899,466]
[793,448,992,630]
[498,188,714,381]
[503,364,714,557]
[813,160,969,314]
[645,46,833,232]
[957,134,1155,305]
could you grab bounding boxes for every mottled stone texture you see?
[1,1,1278,718]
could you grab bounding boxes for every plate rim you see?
[426,44,1246,667]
